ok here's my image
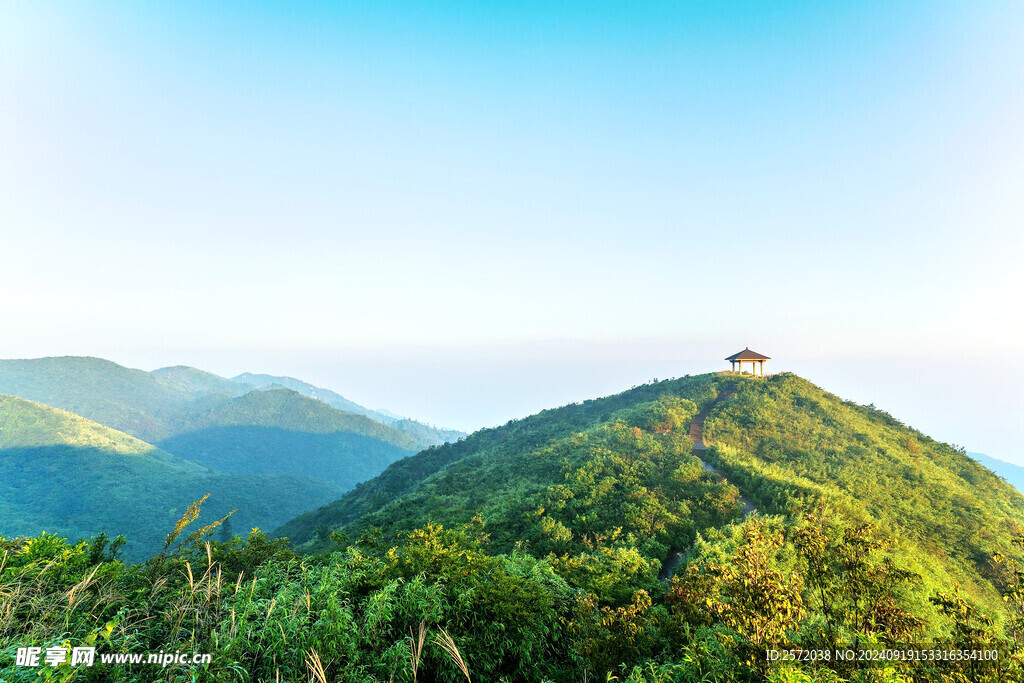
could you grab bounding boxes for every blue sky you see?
[1,2,1022,461]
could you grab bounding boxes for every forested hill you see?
[273,373,720,545]
[150,365,251,399]
[0,395,341,560]
[155,389,418,490]
[232,372,466,447]
[233,372,389,420]
[0,357,464,450]
[276,372,1024,635]
[8,373,1024,680]
[0,356,196,442]
[702,374,1024,593]
[0,357,460,546]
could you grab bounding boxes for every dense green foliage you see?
[4,372,1024,680]
[0,358,462,552]
[4,491,1023,680]
[701,373,1024,625]
[266,372,1024,679]
[0,357,198,442]
[275,374,720,546]
[0,395,341,560]
[322,395,744,604]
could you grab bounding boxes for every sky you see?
[1,2,1022,461]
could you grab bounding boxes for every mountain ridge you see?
[0,357,464,450]
[0,394,341,560]
[274,372,1024,634]
[231,371,465,447]
[0,356,463,500]
[156,388,417,489]
[969,451,1024,494]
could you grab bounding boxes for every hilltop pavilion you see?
[726,348,770,376]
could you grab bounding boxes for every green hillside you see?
[266,372,1024,677]
[699,373,1024,617]
[275,373,720,546]
[157,388,418,489]
[6,374,1024,681]
[0,357,453,499]
[0,357,463,450]
[281,374,1024,578]
[0,356,193,442]
[0,395,342,560]
[233,371,466,448]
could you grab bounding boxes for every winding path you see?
[658,389,756,581]
[688,390,731,452]
[688,390,756,516]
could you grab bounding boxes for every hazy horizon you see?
[2,345,1018,468]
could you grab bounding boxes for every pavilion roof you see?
[725,348,771,361]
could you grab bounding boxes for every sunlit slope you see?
[700,372,1024,615]
[0,395,341,560]
[273,373,720,547]
[275,372,1024,626]
[0,356,194,442]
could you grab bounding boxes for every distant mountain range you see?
[231,372,465,446]
[0,356,465,558]
[0,395,341,559]
[970,451,1024,493]
[157,388,418,489]
[0,357,463,449]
